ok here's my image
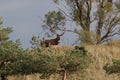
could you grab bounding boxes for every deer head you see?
[41,27,65,47]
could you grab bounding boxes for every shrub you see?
[57,46,92,80]
[103,59,120,74]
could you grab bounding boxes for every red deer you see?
[41,30,65,47]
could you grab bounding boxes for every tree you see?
[42,11,66,36]
[43,0,120,44]
[0,18,12,42]
[57,46,92,80]
[0,18,37,80]
[0,18,24,80]
[30,38,92,80]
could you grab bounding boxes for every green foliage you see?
[50,0,120,44]
[103,59,120,74]
[73,9,81,25]
[0,18,23,80]
[11,51,34,75]
[0,41,23,73]
[28,46,92,79]
[0,18,91,80]
[42,11,65,36]
[44,11,65,26]
[0,18,12,42]
[58,46,92,73]
[43,11,66,35]
[30,35,41,48]
[35,52,56,76]
[77,30,99,44]
[36,55,58,78]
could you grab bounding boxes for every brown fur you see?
[41,35,61,47]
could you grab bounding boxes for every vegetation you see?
[6,43,120,80]
[29,45,92,80]
[0,0,120,80]
[0,18,24,80]
[0,18,92,80]
[103,59,120,74]
[56,46,92,80]
[43,0,120,44]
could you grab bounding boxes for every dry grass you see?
[105,40,120,48]
[84,44,120,80]
[8,41,120,80]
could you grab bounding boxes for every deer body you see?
[41,35,61,47]
[41,26,66,47]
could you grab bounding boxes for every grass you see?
[84,44,120,80]
[8,41,120,80]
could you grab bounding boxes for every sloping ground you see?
[84,44,120,80]
[8,42,120,80]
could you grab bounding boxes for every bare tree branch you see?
[57,7,72,20]
[74,0,86,29]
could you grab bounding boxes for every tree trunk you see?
[62,69,67,80]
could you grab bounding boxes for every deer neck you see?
[56,36,60,42]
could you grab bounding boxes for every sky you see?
[0,0,120,48]
[0,0,76,48]
[1,0,120,48]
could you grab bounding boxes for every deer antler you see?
[50,25,66,36]
[59,26,66,36]
[41,25,66,47]
[50,25,58,35]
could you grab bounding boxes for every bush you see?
[59,46,92,72]
[57,46,92,80]
[103,59,120,74]
[0,44,92,80]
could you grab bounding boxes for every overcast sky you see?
[0,0,119,48]
[0,0,60,48]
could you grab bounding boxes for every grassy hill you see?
[8,41,120,80]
